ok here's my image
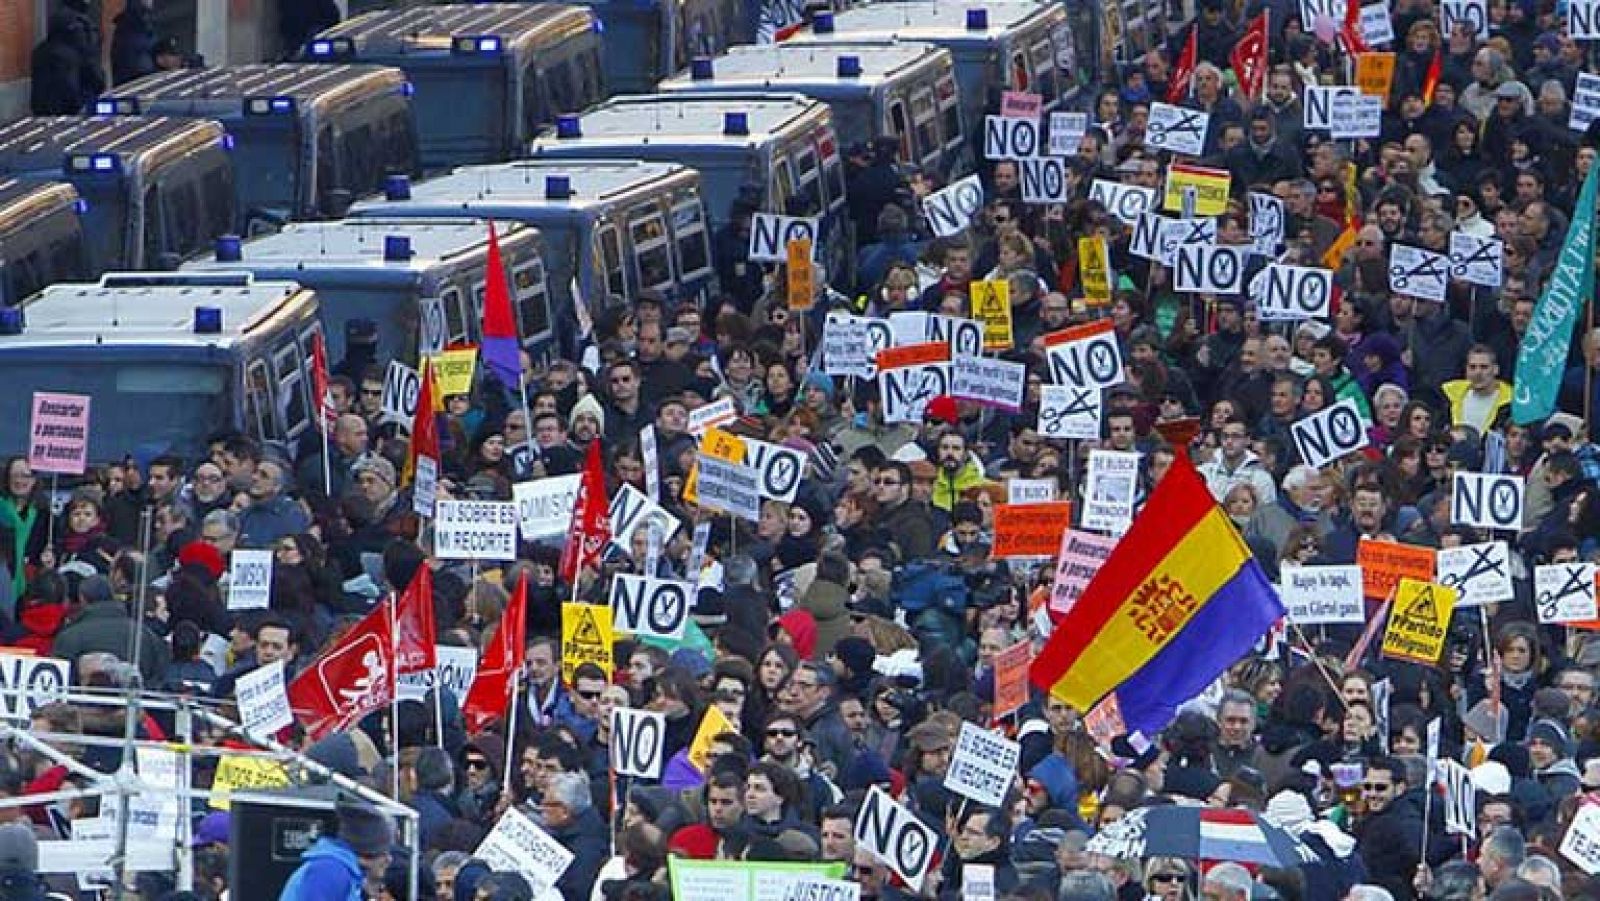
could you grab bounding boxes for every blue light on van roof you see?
[452,35,502,54]
[837,55,862,78]
[74,198,88,214]
[304,36,354,57]
[966,8,989,29]
[221,133,235,151]
[545,176,572,200]
[308,39,334,55]
[401,80,415,97]
[592,17,604,33]
[385,174,412,201]
[66,153,122,174]
[555,114,582,139]
[94,97,139,115]
[384,236,414,261]
[215,235,242,262]
[194,307,223,334]
[245,96,296,115]
[724,111,749,136]
[0,309,23,336]
[813,11,834,32]
[690,57,715,80]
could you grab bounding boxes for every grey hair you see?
[1374,383,1409,408]
[432,850,470,876]
[202,508,239,538]
[1059,872,1117,901]
[1428,861,1481,901]
[1482,826,1527,870]
[546,772,592,814]
[725,554,759,587]
[1220,689,1257,716]
[1281,465,1321,494]
[1539,80,1568,105]
[1205,862,1253,900]
[1513,856,1560,889]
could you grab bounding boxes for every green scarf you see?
[0,498,35,597]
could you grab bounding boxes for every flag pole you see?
[389,591,401,801]
[321,422,332,499]
[502,674,521,800]
[433,682,445,750]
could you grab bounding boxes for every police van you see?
[351,160,713,357]
[302,4,607,169]
[96,64,420,231]
[186,218,549,364]
[564,0,749,93]
[0,179,91,307]
[0,273,322,463]
[657,41,971,177]
[528,94,854,289]
[784,1,1083,132]
[0,116,235,274]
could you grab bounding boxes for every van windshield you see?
[416,68,507,165]
[230,118,302,221]
[0,360,231,461]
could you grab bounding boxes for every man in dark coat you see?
[30,1,105,115]
[545,773,609,901]
[1354,755,1424,901]
[110,0,158,85]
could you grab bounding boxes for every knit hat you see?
[177,540,225,580]
[1264,790,1314,833]
[77,575,113,605]
[832,636,876,676]
[0,822,37,871]
[570,393,606,432]
[307,733,367,780]
[841,748,894,791]
[192,811,230,846]
[1463,699,1508,743]
[803,371,836,402]
[924,395,959,426]
[670,647,711,679]
[352,454,396,489]
[336,802,393,857]
[1526,720,1572,759]
[668,823,719,859]
[1471,761,1512,795]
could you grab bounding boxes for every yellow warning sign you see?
[1381,578,1456,665]
[209,755,291,810]
[687,704,739,772]
[562,602,614,685]
[433,347,478,396]
[969,280,1014,351]
[1079,237,1111,305]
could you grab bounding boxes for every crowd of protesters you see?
[5,0,1600,898]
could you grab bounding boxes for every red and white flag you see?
[1341,0,1370,54]
[395,566,437,676]
[1167,27,1198,104]
[559,440,610,584]
[287,603,395,741]
[309,331,337,430]
[462,575,528,734]
[1232,12,1270,101]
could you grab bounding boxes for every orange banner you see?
[993,501,1074,558]
[991,640,1033,722]
[1358,538,1437,601]
[876,340,949,371]
[1041,319,1114,348]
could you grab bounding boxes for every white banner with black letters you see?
[1290,398,1369,469]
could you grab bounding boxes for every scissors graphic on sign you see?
[1536,566,1591,621]
[1149,111,1204,144]
[1437,544,1504,592]
[1448,240,1499,278]
[1389,255,1449,290]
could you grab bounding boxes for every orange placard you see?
[993,501,1074,558]
[1358,538,1437,601]
[991,640,1033,722]
[1083,693,1126,747]
[786,238,815,311]
[876,340,949,371]
[1355,53,1397,99]
[1041,319,1115,348]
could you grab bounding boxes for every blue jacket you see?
[278,836,364,901]
[239,493,311,549]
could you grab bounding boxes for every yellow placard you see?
[1162,163,1232,217]
[209,754,291,810]
[1078,237,1111,304]
[687,704,739,772]
[683,427,746,504]
[969,279,1014,351]
[433,347,478,396]
[561,602,614,685]
[1381,578,1456,665]
[786,239,815,311]
[1355,53,1397,99]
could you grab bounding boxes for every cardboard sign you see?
[1280,565,1365,624]
[1051,529,1117,614]
[1361,2,1395,43]
[1355,53,1396,98]
[1448,232,1504,287]
[611,707,667,778]
[1536,563,1599,624]
[381,360,421,423]
[1161,163,1231,216]
[696,455,762,521]
[1382,579,1456,664]
[687,704,738,772]
[1359,538,1438,600]
[0,655,68,724]
[747,213,819,263]
[1145,102,1210,157]
[991,641,1031,721]
[477,807,575,898]
[1571,0,1600,38]
[951,355,1026,411]
[398,645,479,703]
[855,786,940,891]
[512,474,582,539]
[944,721,1021,807]
[1330,92,1383,138]
[1083,450,1140,533]
[983,115,1041,160]
[609,573,693,640]
[561,603,614,685]
[609,482,682,549]
[1440,0,1487,37]
[1290,398,1369,469]
[926,314,984,358]
[1388,244,1450,302]
[433,347,477,396]
[1250,192,1285,255]
[1174,245,1246,294]
[1042,320,1123,390]
[1000,90,1042,119]
[1256,264,1334,320]
[28,392,89,476]
[969,280,1014,351]
[435,500,519,560]
[1562,804,1600,874]
[1439,758,1476,836]
[1079,236,1112,303]
[923,173,984,237]
[1451,472,1524,531]
[1048,112,1088,155]
[1303,86,1362,131]
[687,397,738,436]
[1038,384,1102,439]
[993,501,1073,558]
[1008,478,1057,505]
[1089,179,1157,224]
[226,549,273,611]
[1020,156,1071,204]
[235,660,292,737]
[878,342,951,424]
[786,238,815,310]
[668,860,849,901]
[823,315,875,378]
[1573,73,1600,132]
[208,755,290,810]
[1435,541,1515,607]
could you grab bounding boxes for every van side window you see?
[596,224,626,297]
[332,96,417,204]
[523,61,549,128]
[512,257,550,338]
[792,145,822,214]
[1011,51,1031,91]
[936,76,963,150]
[471,283,487,327]
[272,343,308,442]
[442,285,468,344]
[816,127,846,207]
[244,359,275,442]
[629,205,673,292]
[1031,38,1058,102]
[911,87,939,168]
[888,101,911,163]
[672,201,710,280]
[156,155,234,261]
[140,185,162,268]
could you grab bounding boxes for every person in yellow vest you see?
[929,429,988,513]
[1441,344,1513,433]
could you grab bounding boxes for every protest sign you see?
[1083,450,1140,533]
[419,296,447,357]
[1257,264,1334,320]
[0,654,68,723]
[1572,0,1600,37]
[1048,112,1088,155]
[951,354,1026,410]
[1153,217,1217,267]
[1361,2,1395,43]
[1358,538,1437,600]
[944,721,1021,807]
[235,660,292,737]
[993,501,1073,558]
[1145,103,1210,156]
[1439,759,1476,836]
[1089,179,1157,224]
[1007,478,1056,505]
[208,755,290,810]
[1020,156,1071,204]
[433,347,477,395]
[1382,579,1456,664]
[1280,565,1365,625]
[983,115,1041,160]
[696,454,762,521]
[226,549,273,611]
[1038,384,1102,439]
[991,641,1031,722]
[477,807,574,898]
[1175,245,1247,294]
[923,174,984,237]
[1563,804,1600,874]
[1574,74,1600,132]
[1291,398,1369,469]
[610,482,682,548]
[1389,244,1450,302]
[1303,86,1361,130]
[823,316,875,378]
[747,213,820,263]
[561,603,614,684]
[1250,193,1285,255]
[1536,563,1599,624]
[1448,231,1504,287]
[1355,53,1396,97]
[609,573,693,640]
[1451,472,1524,531]
[512,474,582,539]
[966,865,996,901]
[28,392,90,475]
[688,397,738,435]
[1000,90,1042,118]
[435,500,519,560]
[878,342,951,423]
[1051,529,1117,615]
[968,280,1014,351]
[611,707,667,779]
[398,645,478,703]
[855,786,940,891]
[668,859,848,901]
[1042,320,1123,390]
[1162,163,1231,216]
[1440,0,1487,36]
[380,360,421,423]
[687,705,739,772]
[787,238,814,310]
[741,438,807,504]
[1435,541,1515,607]
[1079,236,1112,303]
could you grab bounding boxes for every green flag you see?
[1514,161,1597,424]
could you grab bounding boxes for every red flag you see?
[1231,12,1270,101]
[480,221,521,392]
[1422,47,1442,104]
[287,604,395,741]
[309,331,336,429]
[395,565,436,675]
[559,440,610,584]
[1341,0,1369,54]
[404,357,440,490]
[462,575,528,734]
[1167,28,1198,104]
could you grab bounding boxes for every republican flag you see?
[287,603,396,741]
[1422,47,1443,105]
[309,331,336,429]
[395,565,437,676]
[559,440,611,584]
[462,575,528,733]
[1231,12,1269,100]
[480,221,522,394]
[1029,452,1284,734]
[1167,28,1198,105]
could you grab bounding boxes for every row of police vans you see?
[0,0,1156,467]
